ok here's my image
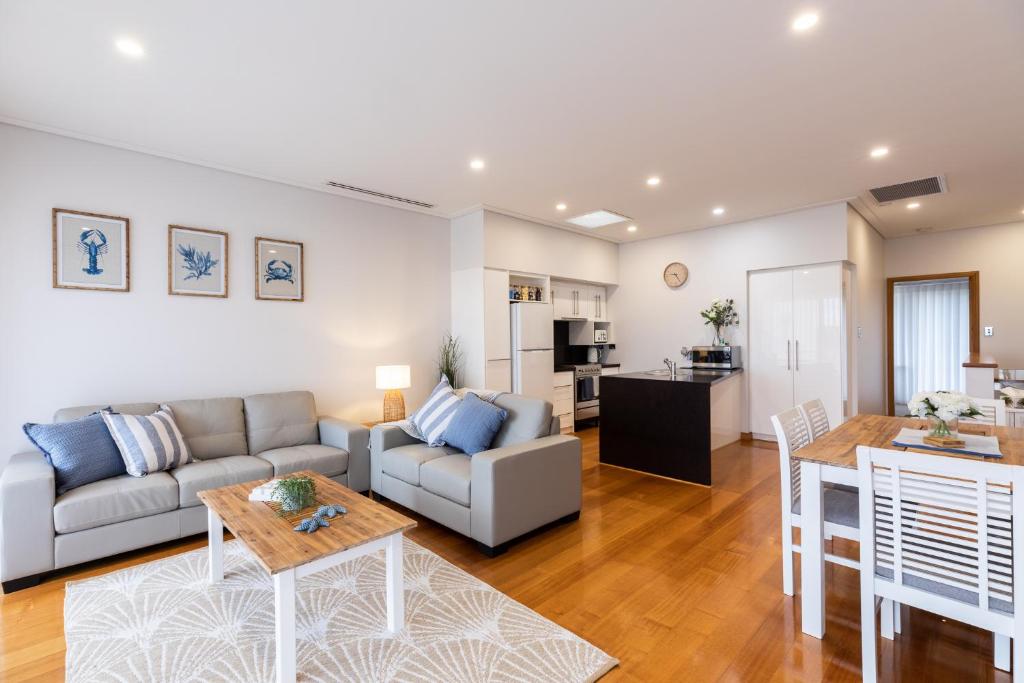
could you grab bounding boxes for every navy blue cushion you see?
[441,393,508,455]
[23,412,127,495]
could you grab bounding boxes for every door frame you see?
[885,271,980,415]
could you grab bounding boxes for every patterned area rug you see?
[65,538,618,682]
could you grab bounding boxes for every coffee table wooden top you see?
[791,413,1024,469]
[198,470,416,575]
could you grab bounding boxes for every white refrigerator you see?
[510,303,554,403]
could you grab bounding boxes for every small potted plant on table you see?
[273,475,316,512]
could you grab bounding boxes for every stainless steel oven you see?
[690,345,742,369]
[574,363,601,421]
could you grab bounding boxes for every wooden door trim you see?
[886,271,979,415]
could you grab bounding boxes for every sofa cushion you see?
[102,406,192,476]
[256,444,349,478]
[54,403,160,423]
[490,394,554,449]
[171,455,272,508]
[420,454,471,506]
[165,397,248,459]
[53,472,178,534]
[23,412,126,495]
[409,378,462,447]
[381,443,459,486]
[442,393,508,455]
[243,391,319,455]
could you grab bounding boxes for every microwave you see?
[690,345,742,369]
[594,328,609,343]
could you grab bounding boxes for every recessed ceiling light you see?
[469,158,485,171]
[567,210,631,229]
[555,203,567,211]
[791,12,819,32]
[712,207,725,216]
[627,225,638,232]
[646,176,661,186]
[115,37,145,58]
[870,146,889,159]
[907,202,921,210]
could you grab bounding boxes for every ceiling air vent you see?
[325,181,435,209]
[868,175,947,205]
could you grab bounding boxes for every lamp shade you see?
[375,365,411,390]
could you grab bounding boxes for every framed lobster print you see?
[52,208,130,292]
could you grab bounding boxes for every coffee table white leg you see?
[385,533,404,633]
[800,460,826,638]
[274,569,296,683]
[208,508,224,583]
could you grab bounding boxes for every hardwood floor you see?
[0,428,1007,681]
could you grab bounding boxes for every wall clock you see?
[663,262,688,288]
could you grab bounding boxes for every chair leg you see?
[995,633,1010,672]
[1013,635,1023,683]
[893,601,902,634]
[781,522,794,596]
[861,583,877,682]
[880,598,894,641]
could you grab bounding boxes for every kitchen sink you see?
[643,369,674,375]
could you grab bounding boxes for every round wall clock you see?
[663,262,688,288]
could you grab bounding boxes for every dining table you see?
[790,413,1024,640]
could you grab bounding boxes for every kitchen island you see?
[599,368,742,485]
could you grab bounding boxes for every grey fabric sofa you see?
[370,393,582,556]
[0,390,369,592]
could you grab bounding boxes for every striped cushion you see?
[409,379,462,447]
[101,405,192,476]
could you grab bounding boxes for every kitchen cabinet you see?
[1008,408,1024,429]
[600,366,619,376]
[551,279,608,321]
[552,281,576,319]
[588,285,608,322]
[483,268,511,362]
[553,370,574,433]
[485,359,512,393]
[748,263,848,439]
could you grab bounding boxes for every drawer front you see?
[559,413,575,431]
[600,367,619,376]
[554,371,574,388]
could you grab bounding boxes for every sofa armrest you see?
[1,451,56,583]
[470,435,582,548]
[318,417,370,492]
[369,424,420,493]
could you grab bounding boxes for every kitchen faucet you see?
[663,357,677,377]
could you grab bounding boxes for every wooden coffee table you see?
[198,470,416,683]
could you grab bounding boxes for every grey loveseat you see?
[370,393,582,556]
[0,390,369,592]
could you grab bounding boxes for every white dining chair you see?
[963,397,1008,426]
[857,446,1024,681]
[772,407,861,597]
[799,399,831,440]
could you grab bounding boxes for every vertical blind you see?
[892,277,970,412]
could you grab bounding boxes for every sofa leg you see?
[476,541,509,558]
[559,510,581,524]
[2,573,43,593]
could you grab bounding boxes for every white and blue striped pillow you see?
[101,405,192,476]
[410,379,462,447]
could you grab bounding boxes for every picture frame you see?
[52,208,130,292]
[255,237,304,301]
[168,225,228,298]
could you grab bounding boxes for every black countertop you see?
[554,363,621,372]
[607,368,743,385]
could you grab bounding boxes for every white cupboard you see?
[553,370,574,433]
[551,279,608,322]
[748,263,848,439]
[485,359,512,393]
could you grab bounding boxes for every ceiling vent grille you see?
[868,175,947,205]
[325,181,435,208]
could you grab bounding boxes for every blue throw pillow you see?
[23,411,127,495]
[441,392,509,455]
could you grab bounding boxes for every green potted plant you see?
[438,332,464,388]
[273,475,316,512]
[700,298,739,346]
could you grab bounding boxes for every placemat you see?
[893,427,1002,458]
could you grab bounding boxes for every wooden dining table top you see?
[791,413,1024,469]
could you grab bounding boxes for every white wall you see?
[0,124,451,467]
[885,220,1024,369]
[610,202,850,430]
[846,206,886,414]
[482,210,619,284]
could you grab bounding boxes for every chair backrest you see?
[771,407,812,509]
[856,446,1024,620]
[799,399,831,440]
[963,397,1008,427]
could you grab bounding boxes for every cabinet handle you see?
[787,340,791,370]
[795,340,800,371]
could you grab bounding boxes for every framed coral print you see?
[255,237,303,301]
[52,208,130,292]
[168,225,228,297]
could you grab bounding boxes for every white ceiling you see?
[2,1,1022,241]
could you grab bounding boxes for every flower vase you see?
[713,326,727,346]
[927,415,959,439]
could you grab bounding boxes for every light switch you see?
[984,326,994,337]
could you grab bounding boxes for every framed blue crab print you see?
[52,208,130,292]
[168,225,228,297]
[255,236,303,301]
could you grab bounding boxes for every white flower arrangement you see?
[907,391,982,423]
